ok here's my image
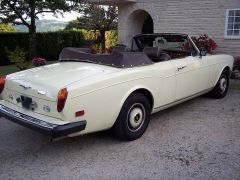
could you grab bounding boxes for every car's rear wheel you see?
[209,69,230,99]
[112,92,151,141]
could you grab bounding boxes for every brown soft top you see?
[59,47,153,68]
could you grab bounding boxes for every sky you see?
[38,11,81,22]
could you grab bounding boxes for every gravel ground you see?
[0,88,240,180]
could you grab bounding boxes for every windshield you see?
[133,34,194,52]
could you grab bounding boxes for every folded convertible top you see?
[59,47,153,68]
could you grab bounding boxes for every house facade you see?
[90,0,240,55]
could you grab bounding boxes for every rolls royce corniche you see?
[0,33,234,141]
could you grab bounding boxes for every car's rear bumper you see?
[0,104,86,138]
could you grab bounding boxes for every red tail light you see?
[0,76,6,94]
[57,88,68,112]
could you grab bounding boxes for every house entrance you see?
[127,9,154,37]
[142,15,154,34]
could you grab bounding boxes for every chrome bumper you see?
[0,104,86,138]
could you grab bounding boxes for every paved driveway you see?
[0,89,240,180]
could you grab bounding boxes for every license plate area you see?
[21,96,32,109]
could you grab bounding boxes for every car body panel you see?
[0,34,234,138]
[171,56,211,100]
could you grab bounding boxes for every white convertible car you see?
[0,33,234,141]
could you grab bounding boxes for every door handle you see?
[177,66,187,71]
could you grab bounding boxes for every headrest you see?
[143,47,161,57]
[159,53,171,61]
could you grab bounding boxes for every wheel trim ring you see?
[219,75,227,93]
[127,103,146,132]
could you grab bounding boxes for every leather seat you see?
[159,53,171,61]
[143,47,171,62]
[143,47,161,62]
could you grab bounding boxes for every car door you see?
[171,56,210,100]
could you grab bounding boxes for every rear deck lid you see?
[6,62,118,101]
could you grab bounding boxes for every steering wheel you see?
[153,37,168,49]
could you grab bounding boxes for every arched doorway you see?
[125,9,154,46]
[142,15,154,34]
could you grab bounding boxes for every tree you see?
[0,23,16,32]
[0,0,84,60]
[64,17,90,30]
[64,19,80,30]
[82,4,117,52]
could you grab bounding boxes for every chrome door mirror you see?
[199,48,207,58]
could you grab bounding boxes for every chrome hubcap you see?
[220,77,227,92]
[127,103,145,132]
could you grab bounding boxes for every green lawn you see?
[0,61,57,76]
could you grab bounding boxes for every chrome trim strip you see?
[0,104,87,138]
[0,104,57,129]
[154,88,212,110]
[19,84,31,90]
[37,90,47,95]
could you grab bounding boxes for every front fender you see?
[210,55,234,88]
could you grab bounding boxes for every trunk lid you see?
[6,62,118,101]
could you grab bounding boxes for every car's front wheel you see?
[112,92,151,141]
[209,69,230,99]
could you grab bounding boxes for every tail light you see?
[0,76,6,94]
[57,88,68,112]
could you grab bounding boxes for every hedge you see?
[0,31,100,65]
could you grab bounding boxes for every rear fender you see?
[118,85,154,116]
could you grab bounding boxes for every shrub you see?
[106,30,117,49]
[32,57,47,67]
[233,55,240,71]
[0,31,89,65]
[0,33,29,65]
[0,30,117,65]
[0,23,16,32]
[5,46,29,70]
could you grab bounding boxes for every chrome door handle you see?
[177,66,187,71]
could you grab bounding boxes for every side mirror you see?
[199,48,207,58]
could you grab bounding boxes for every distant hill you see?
[14,20,68,32]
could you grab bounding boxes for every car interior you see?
[132,34,198,62]
[59,34,199,68]
[59,47,153,68]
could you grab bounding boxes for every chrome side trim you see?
[154,88,213,111]
[19,84,32,90]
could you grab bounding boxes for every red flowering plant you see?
[180,35,217,54]
[191,35,217,54]
[180,42,191,51]
[32,57,47,67]
[104,47,113,54]
[90,47,98,54]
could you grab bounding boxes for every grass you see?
[0,61,58,76]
